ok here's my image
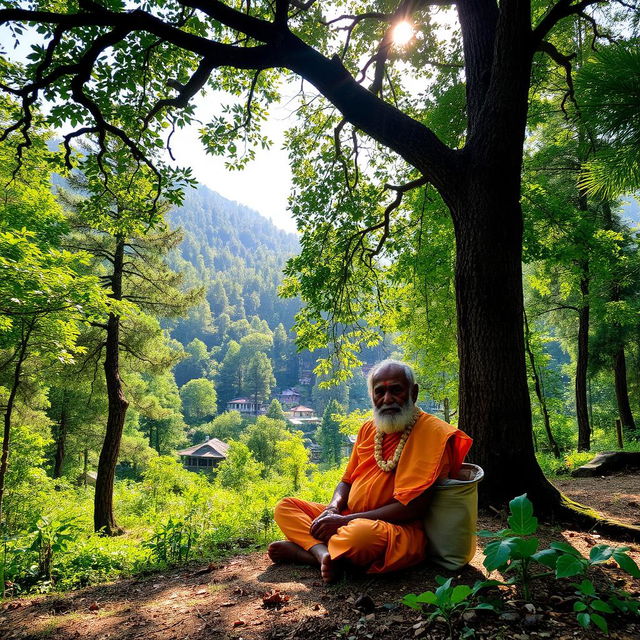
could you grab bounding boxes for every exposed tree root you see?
[482,475,640,542]
[548,493,640,542]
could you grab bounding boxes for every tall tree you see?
[2,1,639,534]
[318,399,343,466]
[245,352,275,413]
[61,152,198,535]
[179,377,217,424]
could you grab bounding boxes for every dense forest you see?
[0,1,639,626]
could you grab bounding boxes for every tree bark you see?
[451,175,558,508]
[0,318,34,525]
[524,313,560,458]
[614,347,637,433]
[576,270,591,452]
[94,237,129,535]
[53,396,68,479]
[443,397,450,423]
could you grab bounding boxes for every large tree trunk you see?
[576,271,591,451]
[94,237,129,535]
[0,319,34,525]
[452,179,558,509]
[53,395,67,479]
[613,347,637,434]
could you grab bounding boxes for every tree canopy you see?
[2,0,639,530]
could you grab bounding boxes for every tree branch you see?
[537,40,577,117]
[531,0,605,48]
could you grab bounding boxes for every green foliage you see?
[266,399,286,421]
[143,516,199,566]
[403,576,498,638]
[205,411,245,441]
[575,42,640,198]
[215,441,263,489]
[179,378,217,424]
[243,417,291,477]
[317,399,343,466]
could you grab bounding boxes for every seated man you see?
[268,359,473,582]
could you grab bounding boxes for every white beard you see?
[373,400,416,434]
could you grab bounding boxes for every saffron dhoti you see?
[274,412,473,574]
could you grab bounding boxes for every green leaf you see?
[435,577,453,601]
[589,544,614,564]
[556,554,587,578]
[401,594,421,610]
[612,550,640,578]
[450,585,472,604]
[415,591,438,605]
[476,529,498,538]
[470,579,503,595]
[472,603,496,611]
[532,548,559,568]
[573,601,588,612]
[590,613,609,634]
[483,538,517,571]
[577,612,591,628]
[507,494,538,535]
[550,541,583,558]
[591,600,614,614]
[574,579,596,596]
[511,537,539,558]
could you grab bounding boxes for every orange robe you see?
[274,411,472,573]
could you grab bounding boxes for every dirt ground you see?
[1,474,639,640]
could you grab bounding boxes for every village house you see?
[227,397,263,415]
[341,434,357,459]
[277,388,301,407]
[178,438,229,472]
[290,405,315,418]
[286,405,320,432]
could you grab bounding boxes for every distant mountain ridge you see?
[167,184,301,346]
[169,185,299,265]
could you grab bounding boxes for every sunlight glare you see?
[392,21,414,47]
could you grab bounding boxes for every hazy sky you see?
[170,92,298,234]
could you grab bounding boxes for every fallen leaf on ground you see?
[262,589,290,607]
[232,619,245,627]
[88,602,100,611]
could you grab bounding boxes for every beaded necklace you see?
[373,408,421,472]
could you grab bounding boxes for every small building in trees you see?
[178,438,229,472]
[341,435,357,459]
[277,388,301,407]
[290,405,315,418]
[227,397,263,415]
[287,405,320,433]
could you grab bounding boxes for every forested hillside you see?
[2,3,640,631]
[167,186,301,347]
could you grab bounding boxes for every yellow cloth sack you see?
[423,463,484,570]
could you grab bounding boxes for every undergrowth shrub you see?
[1,456,342,597]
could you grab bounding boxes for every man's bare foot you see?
[319,551,339,584]
[268,540,316,565]
[310,543,341,584]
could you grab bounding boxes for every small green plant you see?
[572,579,614,634]
[143,515,199,566]
[479,495,640,601]
[30,517,80,582]
[403,576,497,639]
[478,494,544,600]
